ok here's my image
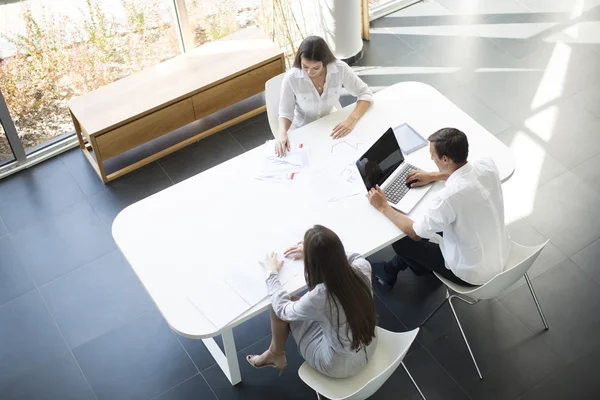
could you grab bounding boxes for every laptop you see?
[356,127,433,214]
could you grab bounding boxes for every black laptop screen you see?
[356,128,404,190]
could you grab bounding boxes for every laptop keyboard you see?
[384,164,420,204]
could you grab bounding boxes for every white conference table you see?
[112,82,515,385]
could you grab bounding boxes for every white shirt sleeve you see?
[338,62,374,103]
[279,73,296,122]
[413,195,456,239]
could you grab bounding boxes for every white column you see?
[313,0,363,60]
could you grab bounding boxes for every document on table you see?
[329,139,364,164]
[309,162,365,203]
[255,140,310,183]
[186,274,250,330]
[219,256,304,306]
[185,228,305,329]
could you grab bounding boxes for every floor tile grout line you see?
[0,283,38,311]
[86,194,114,232]
[499,248,591,302]
[496,292,568,366]
[1,193,90,237]
[374,295,411,330]
[35,249,121,290]
[565,149,600,172]
[514,341,600,400]
[569,261,600,293]
[69,309,157,352]
[225,114,263,137]
[147,372,202,400]
[197,332,273,375]
[379,25,422,57]
[157,161,175,186]
[448,83,514,132]
[174,334,201,374]
[199,371,220,400]
[60,152,89,199]
[228,130,249,153]
[417,345,475,400]
[0,214,7,237]
[35,283,100,400]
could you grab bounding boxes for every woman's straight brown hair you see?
[293,36,337,69]
[303,225,377,350]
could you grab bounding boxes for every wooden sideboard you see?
[68,27,285,183]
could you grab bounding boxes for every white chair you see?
[421,240,550,380]
[265,73,344,137]
[265,73,286,137]
[298,327,425,400]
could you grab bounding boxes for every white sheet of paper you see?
[220,259,269,305]
[186,275,250,330]
[253,229,305,286]
[309,162,364,203]
[329,140,364,164]
[278,258,304,285]
[259,140,310,176]
[208,226,305,308]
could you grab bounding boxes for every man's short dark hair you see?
[428,128,468,163]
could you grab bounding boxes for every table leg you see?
[202,329,242,385]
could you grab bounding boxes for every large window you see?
[184,0,258,48]
[0,0,181,153]
[0,0,367,178]
[0,124,15,167]
[369,0,422,21]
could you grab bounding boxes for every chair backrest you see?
[265,73,285,137]
[265,72,345,137]
[298,327,419,400]
[466,240,548,300]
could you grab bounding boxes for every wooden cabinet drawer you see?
[96,98,195,160]
[192,59,283,120]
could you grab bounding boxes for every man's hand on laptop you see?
[367,185,391,213]
[406,170,447,187]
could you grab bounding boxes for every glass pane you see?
[0,123,16,166]
[0,0,181,153]
[184,0,260,48]
[184,0,309,67]
[369,0,386,8]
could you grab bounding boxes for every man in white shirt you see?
[367,127,510,287]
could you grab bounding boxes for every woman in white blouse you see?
[246,225,378,379]
[275,36,374,156]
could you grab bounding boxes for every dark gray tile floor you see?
[1,0,600,398]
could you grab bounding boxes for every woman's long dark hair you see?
[303,225,377,350]
[293,36,337,69]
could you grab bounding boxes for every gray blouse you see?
[265,253,378,378]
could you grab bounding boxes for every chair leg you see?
[452,293,478,305]
[448,295,483,380]
[524,273,549,330]
[401,362,426,400]
[420,290,449,327]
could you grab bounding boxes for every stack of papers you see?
[255,140,310,183]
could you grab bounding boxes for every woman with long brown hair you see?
[247,225,378,378]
